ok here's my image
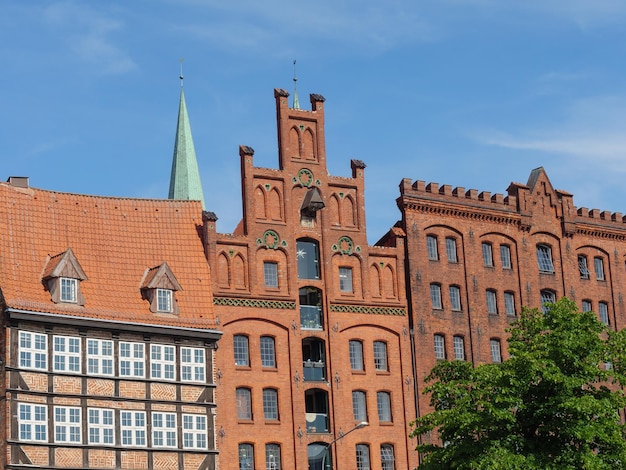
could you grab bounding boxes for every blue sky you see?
[2,1,626,242]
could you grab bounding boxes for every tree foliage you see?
[411,298,626,469]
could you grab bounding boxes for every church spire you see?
[292,59,300,109]
[168,61,206,210]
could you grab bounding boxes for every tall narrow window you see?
[445,238,457,263]
[373,341,388,371]
[352,390,368,421]
[381,444,395,470]
[119,342,145,378]
[582,299,592,312]
[339,267,353,293]
[377,391,392,422]
[260,336,276,368]
[234,335,250,367]
[264,262,279,288]
[500,245,512,269]
[540,290,556,313]
[151,344,176,380]
[19,331,47,371]
[430,283,442,309]
[266,443,282,470]
[482,242,493,267]
[54,406,81,443]
[449,285,461,311]
[578,255,590,279]
[504,291,516,316]
[156,288,173,312]
[19,403,47,442]
[490,339,502,363]
[263,389,279,420]
[356,444,371,470]
[236,388,253,421]
[599,302,609,325]
[88,408,114,445]
[120,411,146,446]
[53,336,81,373]
[434,334,446,360]
[87,339,113,376]
[297,239,320,279]
[152,412,177,448]
[486,289,498,314]
[349,340,364,371]
[427,235,438,260]
[239,443,254,470]
[60,277,78,303]
[181,347,205,382]
[594,257,605,281]
[536,244,555,273]
[182,414,207,450]
[453,336,465,360]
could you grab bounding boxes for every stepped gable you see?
[0,180,215,328]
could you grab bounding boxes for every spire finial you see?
[179,58,184,88]
[292,59,300,109]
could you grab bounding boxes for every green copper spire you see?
[168,84,206,209]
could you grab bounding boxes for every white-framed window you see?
[453,336,465,360]
[377,391,392,422]
[266,443,282,470]
[486,289,498,314]
[182,414,207,450]
[151,344,176,381]
[18,403,47,442]
[53,335,81,373]
[430,283,442,309]
[352,390,368,421]
[599,302,609,325]
[356,444,371,470]
[120,411,146,446]
[54,406,81,444]
[156,288,173,313]
[339,267,353,293]
[373,341,388,371]
[449,285,461,311]
[234,335,250,367]
[263,388,279,420]
[87,339,114,376]
[60,277,78,303]
[541,290,556,313]
[490,339,502,363]
[500,245,512,269]
[349,340,364,371]
[445,237,457,263]
[119,342,145,378]
[237,387,253,420]
[434,334,446,360]
[381,444,395,470]
[536,244,555,273]
[264,261,279,288]
[19,331,47,371]
[504,291,516,316]
[152,412,177,448]
[427,235,439,260]
[181,347,205,382]
[260,336,276,368]
[88,408,114,445]
[239,443,255,470]
[594,257,605,281]
[582,299,592,312]
[482,242,493,267]
[578,255,590,279]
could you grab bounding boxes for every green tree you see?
[411,298,626,469]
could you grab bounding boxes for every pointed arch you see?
[289,126,301,159]
[254,185,267,220]
[268,187,283,221]
[302,127,315,161]
[369,263,382,298]
[217,252,231,288]
[382,264,397,299]
[329,194,340,226]
[232,253,248,290]
[342,195,356,227]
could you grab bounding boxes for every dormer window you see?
[60,278,78,303]
[140,262,182,314]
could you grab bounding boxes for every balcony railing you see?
[300,305,323,330]
[303,361,326,381]
[305,412,329,433]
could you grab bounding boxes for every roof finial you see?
[179,58,184,88]
[292,59,300,110]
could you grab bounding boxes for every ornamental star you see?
[296,249,306,259]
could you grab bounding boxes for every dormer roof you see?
[42,248,88,281]
[141,262,183,291]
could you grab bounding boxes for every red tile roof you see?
[0,182,216,329]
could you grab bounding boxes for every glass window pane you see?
[453,336,465,360]
[482,243,493,267]
[504,292,516,316]
[260,336,276,368]
[349,340,364,371]
[490,339,502,363]
[264,262,279,287]
[373,342,388,371]
[500,245,511,269]
[427,235,438,260]
[430,284,442,309]
[537,245,555,273]
[339,267,353,292]
[578,255,590,279]
[297,240,320,279]
[594,257,605,281]
[352,390,367,421]
[445,238,457,263]
[434,335,445,360]
[486,290,498,314]
[234,335,249,367]
[449,286,461,311]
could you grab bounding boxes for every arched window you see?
[297,239,320,279]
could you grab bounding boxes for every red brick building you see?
[204,90,418,469]
[388,167,626,435]
[0,179,221,469]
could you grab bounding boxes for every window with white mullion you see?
[578,255,590,279]
[482,243,494,267]
[434,334,446,360]
[152,412,177,448]
[486,290,498,314]
[504,292,516,316]
[120,411,146,446]
[430,284,442,309]
[54,406,81,444]
[500,245,512,269]
[119,342,145,378]
[183,414,207,450]
[60,277,78,303]
[18,403,47,442]
[599,302,610,325]
[449,286,461,311]
[88,408,114,445]
[151,344,176,381]
[490,339,502,363]
[426,235,439,261]
[19,331,48,371]
[53,335,81,373]
[453,336,465,361]
[156,288,173,312]
[181,347,205,382]
[536,244,555,273]
[445,238,457,263]
[377,391,392,422]
[87,339,114,376]
[594,257,605,281]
